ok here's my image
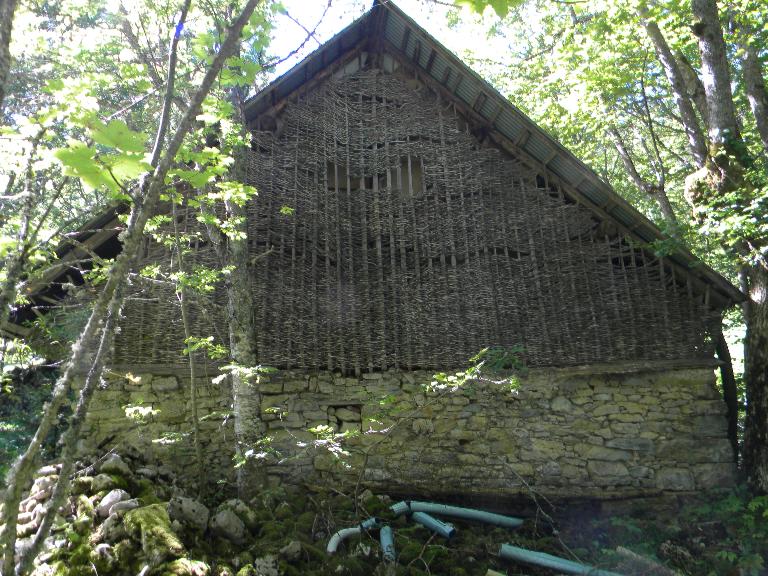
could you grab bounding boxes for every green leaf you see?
[90,119,146,153]
[169,168,215,188]
[107,152,151,181]
[54,142,116,192]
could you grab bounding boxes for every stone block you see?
[587,460,629,479]
[259,382,283,394]
[608,413,643,423]
[592,404,620,417]
[334,407,361,421]
[283,380,307,393]
[692,415,729,437]
[152,376,179,392]
[656,467,695,491]
[524,439,563,460]
[693,463,736,488]
[551,396,573,412]
[605,438,654,452]
[466,415,488,430]
[579,445,630,461]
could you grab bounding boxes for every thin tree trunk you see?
[0,0,18,112]
[224,178,267,497]
[609,126,678,228]
[691,0,740,147]
[16,282,125,575]
[171,200,204,497]
[676,52,710,129]
[0,129,44,321]
[715,327,739,462]
[640,16,708,166]
[743,265,768,492]
[739,37,768,156]
[0,2,261,571]
[654,190,678,226]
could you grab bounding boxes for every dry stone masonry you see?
[78,363,735,498]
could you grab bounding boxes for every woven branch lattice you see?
[114,68,718,372]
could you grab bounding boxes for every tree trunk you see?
[16,282,125,576]
[739,36,768,156]
[0,0,18,112]
[0,129,44,322]
[172,200,205,497]
[654,189,678,226]
[715,327,739,461]
[676,52,710,129]
[0,2,262,571]
[743,266,768,492]
[223,212,267,498]
[691,0,740,147]
[640,17,708,166]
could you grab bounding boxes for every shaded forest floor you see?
[4,450,768,576]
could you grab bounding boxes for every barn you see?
[11,1,742,498]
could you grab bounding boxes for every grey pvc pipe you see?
[380,525,396,562]
[411,511,456,538]
[390,501,523,529]
[326,517,381,554]
[498,544,625,576]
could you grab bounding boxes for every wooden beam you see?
[425,48,437,73]
[401,27,411,52]
[413,39,421,65]
[472,91,487,113]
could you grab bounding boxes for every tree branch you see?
[639,13,708,166]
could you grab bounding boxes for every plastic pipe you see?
[498,543,624,576]
[411,511,456,538]
[380,525,396,562]
[326,517,381,554]
[390,501,523,529]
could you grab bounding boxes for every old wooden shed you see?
[10,1,743,498]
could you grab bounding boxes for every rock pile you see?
[3,451,534,576]
[5,451,651,575]
[3,453,320,576]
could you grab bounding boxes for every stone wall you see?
[78,364,736,498]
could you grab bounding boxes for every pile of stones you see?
[3,453,329,576]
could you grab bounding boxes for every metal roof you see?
[243,0,743,307]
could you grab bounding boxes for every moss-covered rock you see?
[124,504,185,566]
[219,499,259,532]
[71,476,94,496]
[159,558,211,576]
[112,538,138,570]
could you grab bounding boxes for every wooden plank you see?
[425,48,437,73]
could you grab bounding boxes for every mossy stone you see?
[362,496,388,517]
[214,564,235,576]
[258,520,287,541]
[113,538,138,568]
[109,474,129,490]
[76,494,94,517]
[72,476,94,496]
[294,511,315,535]
[160,558,211,575]
[124,503,185,566]
[273,502,292,520]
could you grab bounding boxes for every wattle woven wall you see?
[113,67,719,372]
